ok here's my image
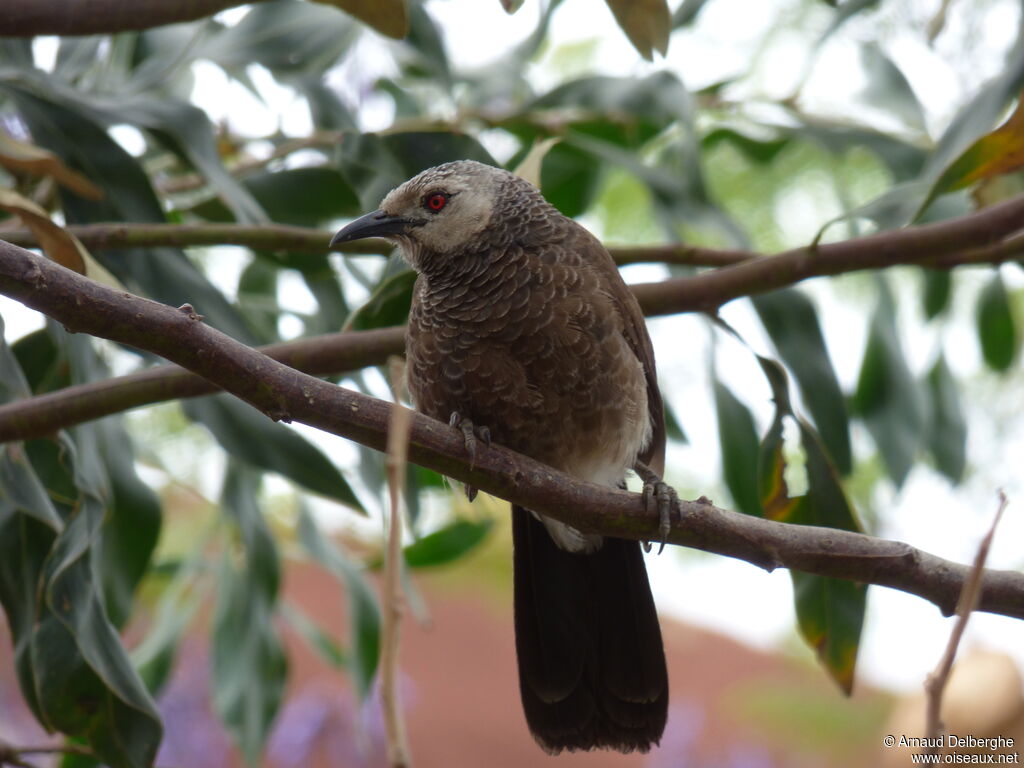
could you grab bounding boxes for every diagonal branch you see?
[1,238,1023,621]
[2,195,1024,440]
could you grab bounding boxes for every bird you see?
[331,159,670,754]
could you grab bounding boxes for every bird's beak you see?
[330,210,414,246]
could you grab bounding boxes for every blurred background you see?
[1,0,1023,766]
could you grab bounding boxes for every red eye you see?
[425,193,448,212]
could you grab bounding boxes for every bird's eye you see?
[424,193,448,212]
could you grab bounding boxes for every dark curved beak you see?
[330,210,414,246]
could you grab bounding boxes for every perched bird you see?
[331,160,669,753]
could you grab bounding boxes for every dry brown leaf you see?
[0,131,104,201]
[318,0,409,39]
[604,0,671,60]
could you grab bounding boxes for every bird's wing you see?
[573,232,666,477]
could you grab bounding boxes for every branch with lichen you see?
[1,237,1023,622]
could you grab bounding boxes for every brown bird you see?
[331,160,670,753]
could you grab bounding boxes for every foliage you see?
[0,0,1022,765]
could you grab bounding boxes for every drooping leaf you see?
[753,289,851,475]
[976,270,1018,372]
[280,602,348,669]
[212,464,287,765]
[403,518,494,568]
[713,378,762,518]
[0,129,102,199]
[603,0,671,60]
[858,43,926,133]
[922,269,953,320]
[755,356,865,694]
[297,506,380,699]
[852,279,926,487]
[182,394,365,512]
[926,353,967,483]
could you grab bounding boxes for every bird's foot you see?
[634,462,678,555]
[449,412,491,502]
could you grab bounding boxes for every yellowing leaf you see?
[0,131,103,200]
[318,0,409,39]
[0,188,123,288]
[933,92,1024,195]
[604,0,671,60]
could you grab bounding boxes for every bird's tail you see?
[511,505,668,754]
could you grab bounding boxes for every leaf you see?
[212,464,287,765]
[713,378,763,518]
[604,0,671,60]
[182,394,365,512]
[0,129,102,199]
[280,602,347,669]
[932,93,1024,198]
[344,268,417,332]
[926,354,967,483]
[672,0,713,27]
[321,0,409,39]
[297,506,380,699]
[35,437,164,768]
[852,279,926,487]
[538,141,605,218]
[753,289,852,475]
[922,269,952,320]
[702,127,790,165]
[976,271,1018,372]
[0,187,122,287]
[755,356,865,694]
[858,43,926,133]
[513,137,560,188]
[5,86,260,344]
[404,518,494,568]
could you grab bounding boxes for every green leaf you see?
[702,127,790,165]
[753,289,851,475]
[36,438,164,768]
[344,268,417,332]
[336,131,497,211]
[212,464,287,765]
[325,0,409,39]
[926,354,967,483]
[976,271,1018,372]
[713,378,763,518]
[755,356,865,694]
[858,43,926,133]
[182,394,364,511]
[404,518,494,568]
[852,279,926,487]
[280,602,348,669]
[539,141,605,218]
[297,506,380,699]
[922,269,952,320]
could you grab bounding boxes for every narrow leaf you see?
[976,271,1018,372]
[926,354,967,483]
[713,378,762,518]
[404,518,494,568]
[604,0,671,60]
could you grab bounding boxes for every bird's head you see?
[331,160,516,269]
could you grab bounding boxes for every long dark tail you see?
[512,505,668,754]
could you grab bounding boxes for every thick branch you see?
[2,195,1024,439]
[0,0,251,36]
[631,193,1024,315]
[1,239,1023,621]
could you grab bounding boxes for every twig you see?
[382,357,412,768]
[922,491,1010,756]
[2,239,1024,621]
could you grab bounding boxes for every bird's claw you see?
[450,412,491,502]
[635,463,678,555]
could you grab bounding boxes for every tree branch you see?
[1,0,250,36]
[2,238,1023,621]
[1,195,1024,439]
[0,222,749,268]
